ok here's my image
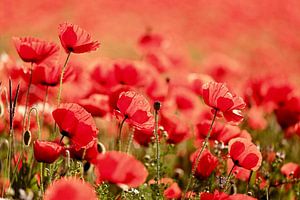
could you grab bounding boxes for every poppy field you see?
[1,1,300,200]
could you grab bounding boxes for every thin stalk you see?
[182,109,218,199]
[65,150,71,176]
[154,108,160,185]
[57,52,71,106]
[125,130,134,154]
[40,86,49,128]
[5,80,20,197]
[40,162,44,194]
[117,116,128,151]
[22,62,34,131]
[223,164,235,192]
[246,170,253,193]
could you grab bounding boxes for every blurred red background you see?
[1,0,300,82]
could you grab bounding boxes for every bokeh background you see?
[1,0,300,82]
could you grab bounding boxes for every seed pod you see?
[97,142,106,154]
[153,101,161,111]
[23,130,32,147]
[84,162,91,172]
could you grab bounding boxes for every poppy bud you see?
[33,140,63,164]
[153,101,161,111]
[97,142,106,154]
[23,130,32,147]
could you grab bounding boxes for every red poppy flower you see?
[27,63,75,87]
[79,94,109,117]
[228,138,262,171]
[107,85,130,111]
[58,22,100,54]
[275,96,300,130]
[114,61,141,86]
[115,91,154,130]
[247,106,267,130]
[190,149,218,179]
[227,159,251,181]
[163,182,181,199]
[33,140,63,164]
[280,162,300,179]
[148,178,181,199]
[44,177,97,200]
[94,151,148,188]
[13,37,59,64]
[138,32,164,52]
[229,194,257,200]
[187,73,213,96]
[196,120,251,146]
[66,139,100,164]
[134,127,155,146]
[202,82,246,124]
[90,63,118,94]
[160,111,190,144]
[52,103,98,150]
[200,190,229,200]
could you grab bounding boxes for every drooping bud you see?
[23,130,32,147]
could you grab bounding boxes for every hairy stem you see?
[183,109,218,199]
[117,116,128,151]
[22,62,33,131]
[57,52,71,106]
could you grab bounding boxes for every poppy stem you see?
[40,162,44,195]
[40,85,49,128]
[125,130,134,154]
[65,150,71,176]
[153,102,161,188]
[60,136,65,144]
[182,109,218,200]
[117,116,128,151]
[26,107,41,139]
[22,62,34,132]
[57,52,71,106]
[223,164,235,192]
[6,80,20,185]
[246,170,253,193]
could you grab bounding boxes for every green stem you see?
[22,62,34,131]
[57,52,71,106]
[266,187,269,200]
[40,86,49,128]
[182,109,218,199]
[40,162,44,194]
[125,130,134,154]
[246,170,253,193]
[117,116,128,151]
[154,109,160,185]
[223,164,235,192]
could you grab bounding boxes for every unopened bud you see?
[97,142,106,154]
[153,101,161,111]
[23,130,32,147]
